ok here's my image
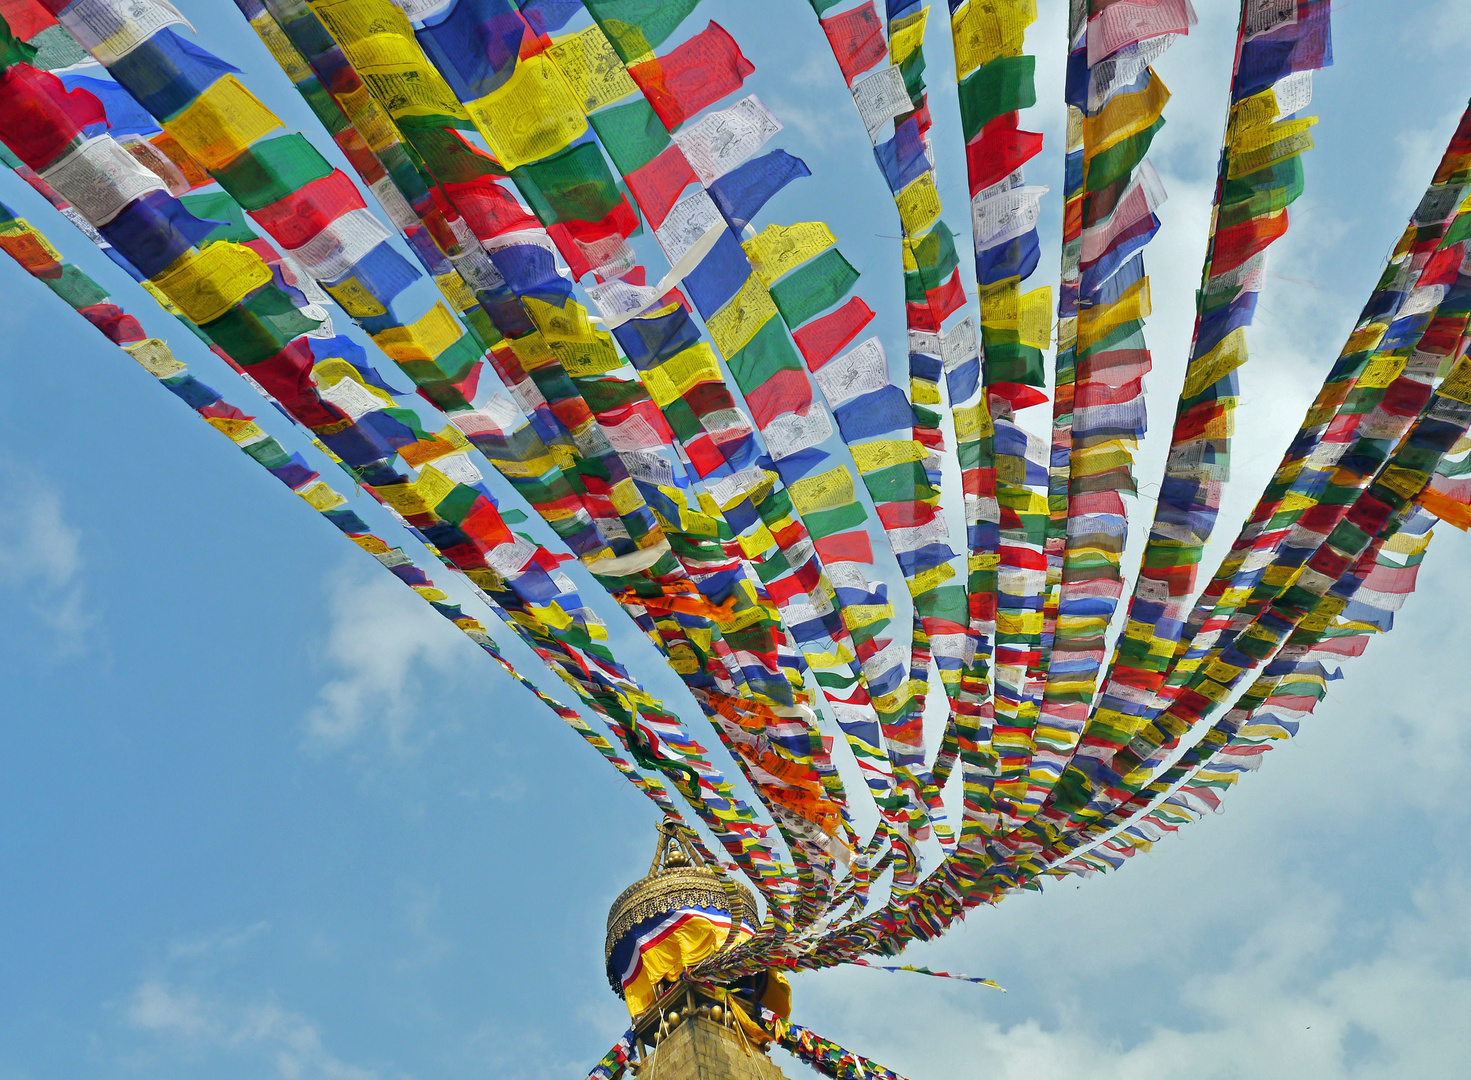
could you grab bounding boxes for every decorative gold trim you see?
[604,822,759,993]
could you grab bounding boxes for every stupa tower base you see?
[626,983,788,1080]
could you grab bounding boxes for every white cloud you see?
[781,860,1471,1080]
[305,562,473,753]
[125,980,382,1080]
[167,921,272,962]
[0,462,94,654]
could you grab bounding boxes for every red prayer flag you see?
[906,267,965,330]
[966,114,1045,197]
[1210,209,1289,275]
[819,2,886,86]
[629,22,754,131]
[743,369,813,426]
[249,170,365,249]
[793,296,875,369]
[987,382,1049,411]
[440,177,539,239]
[0,0,55,40]
[78,303,145,345]
[813,529,873,564]
[877,500,937,529]
[0,64,104,170]
[248,338,346,430]
[1419,243,1464,287]
[626,143,696,229]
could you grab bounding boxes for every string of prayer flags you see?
[850,959,1004,990]
[1067,0,1333,813]
[1020,3,1179,829]
[10,0,1471,1007]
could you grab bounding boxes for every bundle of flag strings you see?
[2,2,1469,1056]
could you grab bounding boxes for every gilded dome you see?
[604,822,759,997]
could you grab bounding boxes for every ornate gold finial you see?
[604,819,758,996]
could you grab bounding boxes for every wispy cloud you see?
[167,921,272,962]
[783,858,1471,1080]
[126,980,383,1080]
[0,461,94,655]
[305,562,471,754]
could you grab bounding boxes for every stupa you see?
[605,822,790,1079]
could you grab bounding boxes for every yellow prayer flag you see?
[1356,353,1408,390]
[742,222,836,285]
[788,467,856,516]
[641,343,723,407]
[298,481,347,511]
[1017,286,1052,348]
[1341,322,1387,356]
[1231,114,1317,155]
[152,242,273,325]
[164,75,282,171]
[1077,276,1151,352]
[466,53,588,170]
[434,271,478,312]
[508,331,557,370]
[123,338,186,379]
[849,439,927,475]
[895,172,941,236]
[908,561,956,596]
[206,416,267,444]
[1083,71,1170,158]
[1227,118,1317,179]
[552,333,624,377]
[548,24,639,113]
[1437,353,1471,403]
[950,0,1035,79]
[310,0,467,121]
[250,12,314,84]
[911,378,942,405]
[524,295,597,342]
[337,83,401,153]
[953,401,995,441]
[889,7,928,67]
[313,358,395,404]
[736,522,777,560]
[704,274,778,359]
[325,276,388,317]
[968,551,1000,572]
[371,302,462,363]
[415,463,457,509]
[1181,327,1248,399]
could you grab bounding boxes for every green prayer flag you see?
[44,265,109,309]
[1085,118,1164,192]
[214,134,333,212]
[802,501,867,539]
[590,98,671,176]
[0,14,37,68]
[1219,155,1304,227]
[981,330,1045,387]
[203,286,322,366]
[769,248,860,328]
[726,312,803,391]
[583,0,703,62]
[180,191,259,245]
[958,56,1036,143]
[402,125,508,184]
[512,140,624,226]
[860,460,931,505]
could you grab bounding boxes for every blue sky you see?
[2,1,1470,1078]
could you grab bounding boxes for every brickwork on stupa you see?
[635,1015,789,1080]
